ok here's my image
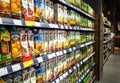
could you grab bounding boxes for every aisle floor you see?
[96,53,120,83]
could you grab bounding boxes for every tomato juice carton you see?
[29,67,36,83]
[11,0,21,19]
[40,62,46,83]
[38,29,44,56]
[22,69,30,83]
[44,30,49,55]
[0,0,10,17]
[0,27,12,66]
[12,71,23,83]
[39,0,45,22]
[10,27,21,63]
[45,0,50,23]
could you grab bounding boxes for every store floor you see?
[96,52,120,83]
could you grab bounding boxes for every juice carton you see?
[26,29,34,58]
[61,55,65,73]
[50,1,54,23]
[38,29,44,56]
[63,54,67,71]
[28,0,34,20]
[49,30,54,53]
[57,56,62,76]
[34,0,40,21]
[0,27,12,65]
[50,58,55,81]
[40,62,46,83]
[63,6,67,24]
[75,32,80,45]
[0,0,10,17]
[1,74,13,83]
[29,67,36,83]
[22,69,30,83]
[45,0,50,22]
[54,30,58,51]
[58,30,62,51]
[10,27,21,63]
[46,60,52,82]
[33,29,40,56]
[11,0,21,19]
[12,71,23,83]
[39,0,45,22]
[44,30,49,55]
[34,64,41,83]
[53,57,58,79]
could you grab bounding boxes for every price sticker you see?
[73,47,76,50]
[69,48,72,52]
[56,78,60,83]
[73,66,76,70]
[34,22,40,27]
[37,57,43,63]
[12,63,21,72]
[60,25,64,29]
[59,51,63,55]
[74,27,76,30]
[13,19,22,25]
[49,24,58,28]
[48,54,53,59]
[63,50,67,54]
[69,69,72,73]
[25,21,35,26]
[77,63,80,67]
[56,52,60,56]
[60,75,63,80]
[0,67,8,77]
[52,53,56,58]
[23,60,34,68]
[81,44,84,48]
[69,26,72,29]
[0,18,2,24]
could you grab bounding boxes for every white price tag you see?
[77,63,80,67]
[65,26,68,29]
[37,57,43,63]
[77,27,79,30]
[65,72,68,77]
[79,79,81,82]
[60,75,63,80]
[56,78,60,83]
[81,44,84,48]
[69,69,72,73]
[60,25,64,29]
[59,51,63,55]
[0,67,8,77]
[48,54,53,59]
[56,52,60,56]
[73,47,76,50]
[69,26,72,29]
[63,73,66,78]
[49,24,58,28]
[74,27,76,30]
[0,18,2,24]
[12,63,21,72]
[52,53,56,58]
[34,22,40,27]
[80,61,83,65]
[73,66,76,70]
[69,48,72,52]
[13,19,22,25]
[63,50,67,54]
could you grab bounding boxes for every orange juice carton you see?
[10,27,21,63]
[29,67,36,83]
[26,29,34,57]
[44,30,49,55]
[33,29,40,56]
[39,0,45,22]
[22,69,30,83]
[11,0,21,19]
[34,0,40,21]
[45,0,50,22]
[0,0,10,17]
[38,29,44,56]
[0,27,12,65]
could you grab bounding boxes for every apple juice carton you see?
[39,0,45,22]
[33,29,40,56]
[38,29,44,56]
[27,29,34,58]
[29,67,36,83]
[0,27,12,66]
[44,30,49,55]
[10,27,21,63]
[11,0,21,19]
[22,69,30,83]
[34,64,41,83]
[34,0,40,21]
[45,0,50,23]
[49,30,54,53]
[0,0,10,17]
[40,62,46,83]
[12,71,23,83]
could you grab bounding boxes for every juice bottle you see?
[44,30,49,55]
[40,0,45,22]
[10,27,21,63]
[33,29,40,56]
[0,27,11,66]
[0,0,10,17]
[34,0,40,21]
[38,29,44,56]
[11,0,21,19]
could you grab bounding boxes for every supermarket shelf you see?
[103,46,111,53]
[0,17,95,31]
[103,55,111,65]
[0,41,95,77]
[57,0,95,20]
[103,39,111,44]
[52,53,95,83]
[104,23,112,28]
[90,76,96,83]
[104,32,111,35]
[76,63,95,83]
[83,52,95,63]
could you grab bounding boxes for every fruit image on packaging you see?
[22,69,30,83]
[44,30,49,55]
[12,71,23,83]
[0,27,12,63]
[0,0,10,17]
[34,0,40,21]
[11,0,21,19]
[40,0,45,22]
[49,30,54,53]
[45,0,50,22]
[29,67,36,83]
[40,62,46,83]
[21,0,28,17]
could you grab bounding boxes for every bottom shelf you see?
[103,55,111,65]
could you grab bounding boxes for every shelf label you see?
[65,25,68,29]
[63,73,66,78]
[73,47,76,50]
[0,67,8,77]
[56,78,60,83]
[81,44,84,48]
[69,48,72,52]
[13,19,22,25]
[69,26,72,29]
[34,22,40,27]
[73,66,76,70]
[74,27,76,30]
[52,53,56,58]
[23,60,34,68]
[12,63,21,72]
[60,25,64,29]
[49,24,58,28]
[77,63,80,67]
[25,21,35,26]
[59,75,63,80]
[37,57,43,63]
[0,18,2,24]
[63,50,67,54]
[48,54,53,59]
[69,69,72,73]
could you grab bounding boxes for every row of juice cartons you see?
[0,49,94,83]
[0,27,94,65]
[0,0,94,27]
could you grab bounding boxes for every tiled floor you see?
[96,53,120,83]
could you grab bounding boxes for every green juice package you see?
[0,27,12,65]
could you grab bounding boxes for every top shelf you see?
[57,0,95,20]
[104,23,112,28]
